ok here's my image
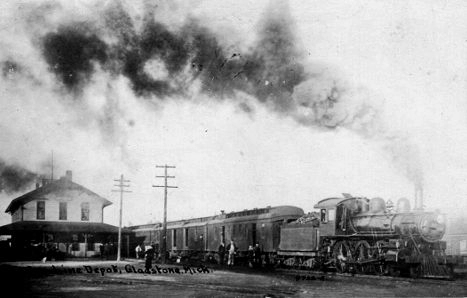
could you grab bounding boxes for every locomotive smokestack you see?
[419,186,424,210]
[414,185,424,211]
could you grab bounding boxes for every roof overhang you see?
[0,221,130,234]
[313,197,348,209]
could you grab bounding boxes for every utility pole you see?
[112,174,131,262]
[51,150,54,181]
[153,165,177,264]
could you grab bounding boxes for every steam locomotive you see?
[278,195,452,278]
[129,195,453,278]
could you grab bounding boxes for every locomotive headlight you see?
[419,213,446,242]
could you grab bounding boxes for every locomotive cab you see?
[314,197,370,236]
[313,197,340,237]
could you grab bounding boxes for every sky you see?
[0,0,466,227]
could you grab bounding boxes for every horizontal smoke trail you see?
[0,0,424,193]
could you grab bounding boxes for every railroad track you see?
[140,260,465,286]
[273,267,467,286]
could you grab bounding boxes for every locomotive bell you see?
[369,197,386,213]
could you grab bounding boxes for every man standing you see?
[99,244,104,260]
[144,245,154,271]
[253,243,262,268]
[135,244,142,259]
[227,240,236,266]
[218,242,225,265]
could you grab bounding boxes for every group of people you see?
[99,242,117,260]
[136,240,262,269]
[247,243,262,268]
[135,244,159,270]
[218,240,262,267]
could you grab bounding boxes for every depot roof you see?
[0,221,130,234]
[5,177,112,213]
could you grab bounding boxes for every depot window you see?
[59,202,67,220]
[37,201,45,220]
[81,202,89,221]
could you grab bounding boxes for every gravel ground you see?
[1,260,467,297]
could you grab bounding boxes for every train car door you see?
[221,226,225,244]
[252,223,256,245]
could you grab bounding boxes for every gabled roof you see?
[5,178,112,213]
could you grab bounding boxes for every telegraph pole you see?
[51,150,54,181]
[153,165,177,264]
[112,174,131,262]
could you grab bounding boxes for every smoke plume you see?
[0,0,424,197]
[0,161,41,194]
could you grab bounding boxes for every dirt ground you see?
[2,260,467,297]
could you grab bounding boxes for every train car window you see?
[328,209,336,221]
[184,228,188,247]
[461,240,467,254]
[320,209,327,222]
[173,230,177,248]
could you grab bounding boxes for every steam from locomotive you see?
[0,1,424,195]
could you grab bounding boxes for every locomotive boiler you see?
[346,197,445,242]
[278,195,453,278]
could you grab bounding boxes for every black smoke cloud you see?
[42,26,108,92]
[40,1,307,109]
[0,160,40,194]
[4,0,424,193]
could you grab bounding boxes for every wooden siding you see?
[12,189,105,223]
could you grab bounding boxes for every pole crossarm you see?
[152,185,178,188]
[112,174,131,262]
[152,164,177,264]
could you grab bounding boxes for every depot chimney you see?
[65,170,72,182]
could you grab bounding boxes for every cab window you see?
[328,209,336,221]
[320,209,327,222]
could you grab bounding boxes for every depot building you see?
[0,171,130,260]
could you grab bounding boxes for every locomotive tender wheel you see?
[333,241,352,273]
